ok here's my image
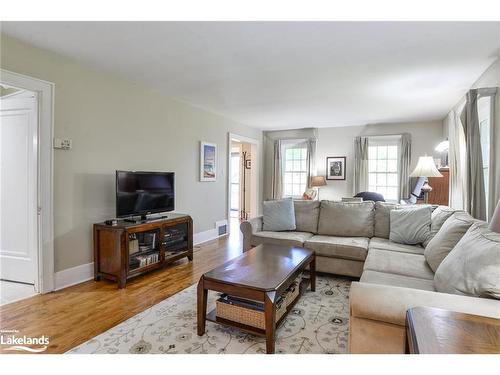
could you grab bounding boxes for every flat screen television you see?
[116,171,175,219]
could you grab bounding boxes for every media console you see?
[93,213,193,288]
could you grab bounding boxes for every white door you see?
[0,94,38,285]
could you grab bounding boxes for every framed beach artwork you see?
[200,141,217,182]
[326,156,346,180]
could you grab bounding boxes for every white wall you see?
[1,34,263,272]
[316,121,444,200]
[263,122,444,201]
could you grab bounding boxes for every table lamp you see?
[490,200,500,233]
[310,176,327,200]
[410,156,443,204]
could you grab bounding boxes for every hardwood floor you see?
[0,232,242,354]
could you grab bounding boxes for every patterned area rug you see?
[68,275,351,354]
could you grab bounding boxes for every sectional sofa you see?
[240,200,500,353]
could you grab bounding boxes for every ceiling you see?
[2,22,499,130]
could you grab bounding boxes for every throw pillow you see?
[434,223,500,299]
[294,200,320,233]
[318,201,375,237]
[422,205,457,248]
[374,201,400,239]
[389,205,432,245]
[424,211,476,272]
[262,199,296,231]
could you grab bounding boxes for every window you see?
[282,141,308,198]
[368,138,399,201]
[478,96,491,217]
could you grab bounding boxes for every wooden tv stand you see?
[93,213,193,288]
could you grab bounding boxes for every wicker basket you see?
[216,274,302,329]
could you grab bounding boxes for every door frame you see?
[1,69,55,294]
[227,133,260,234]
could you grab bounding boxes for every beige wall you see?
[263,122,443,201]
[0,34,263,272]
[316,121,444,200]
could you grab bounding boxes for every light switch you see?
[53,138,72,150]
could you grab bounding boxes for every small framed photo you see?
[326,156,346,180]
[200,141,217,182]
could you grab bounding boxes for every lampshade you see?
[490,200,500,233]
[435,140,449,153]
[310,176,327,187]
[410,156,443,178]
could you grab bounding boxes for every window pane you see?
[387,159,397,172]
[293,160,300,171]
[369,173,376,186]
[369,159,377,172]
[293,148,301,159]
[387,146,398,159]
[377,159,387,172]
[284,173,292,184]
[293,172,301,184]
[286,148,294,159]
[376,173,386,186]
[301,159,307,171]
[368,146,377,160]
[284,184,292,196]
[292,184,300,197]
[368,185,377,192]
[377,146,387,159]
[387,173,398,186]
[376,187,387,197]
[285,160,293,172]
[386,187,398,200]
[300,148,307,159]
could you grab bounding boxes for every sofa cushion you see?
[434,223,500,299]
[304,235,369,261]
[363,248,434,280]
[318,201,374,237]
[389,205,431,245]
[293,200,320,234]
[422,205,457,247]
[369,237,424,255]
[374,202,399,239]
[424,211,476,272]
[252,231,313,248]
[360,270,435,291]
[262,199,296,231]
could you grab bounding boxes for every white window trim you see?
[368,135,402,202]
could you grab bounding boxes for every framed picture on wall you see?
[200,141,217,182]
[326,156,346,180]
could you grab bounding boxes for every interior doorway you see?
[227,133,259,237]
[0,84,39,305]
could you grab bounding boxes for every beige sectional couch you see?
[240,200,500,353]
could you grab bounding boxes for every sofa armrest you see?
[240,216,263,251]
[350,282,500,327]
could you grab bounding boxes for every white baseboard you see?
[54,262,94,291]
[54,228,225,291]
[193,228,220,245]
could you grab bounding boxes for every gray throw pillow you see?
[422,205,457,248]
[374,201,400,239]
[318,201,375,237]
[294,200,320,233]
[389,206,431,245]
[434,223,500,299]
[262,199,296,231]
[424,211,475,272]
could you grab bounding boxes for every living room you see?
[1,1,499,373]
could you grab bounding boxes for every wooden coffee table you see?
[406,307,500,354]
[197,244,316,354]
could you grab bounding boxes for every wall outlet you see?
[53,138,72,150]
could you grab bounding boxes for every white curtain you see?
[306,138,317,188]
[448,105,467,210]
[353,136,369,195]
[271,140,282,199]
[398,133,412,201]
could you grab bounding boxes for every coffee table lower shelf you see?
[206,278,311,337]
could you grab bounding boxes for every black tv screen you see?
[116,171,175,218]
